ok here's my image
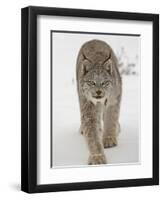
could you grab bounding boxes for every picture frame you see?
[21,6,159,193]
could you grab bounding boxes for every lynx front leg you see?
[81,102,107,165]
[103,103,120,148]
[86,133,107,165]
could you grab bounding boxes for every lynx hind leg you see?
[103,104,120,148]
[103,129,118,148]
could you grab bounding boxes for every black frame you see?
[21,6,159,193]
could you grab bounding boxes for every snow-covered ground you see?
[52,32,140,168]
[52,76,140,167]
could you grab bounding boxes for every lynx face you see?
[81,67,114,104]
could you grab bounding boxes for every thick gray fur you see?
[76,39,122,165]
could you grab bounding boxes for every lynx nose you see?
[96,90,102,96]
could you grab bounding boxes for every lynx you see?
[76,39,122,165]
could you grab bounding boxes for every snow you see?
[51,32,140,168]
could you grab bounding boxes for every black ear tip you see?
[83,67,88,76]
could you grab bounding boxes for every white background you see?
[0,0,162,199]
[38,16,152,184]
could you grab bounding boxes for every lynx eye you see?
[86,80,95,86]
[101,81,110,87]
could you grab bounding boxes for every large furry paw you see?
[88,154,107,165]
[103,136,117,148]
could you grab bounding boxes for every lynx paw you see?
[88,154,107,165]
[103,136,117,148]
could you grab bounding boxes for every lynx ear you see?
[103,58,113,75]
[82,59,92,76]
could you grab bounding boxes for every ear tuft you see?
[103,59,113,75]
[82,59,92,76]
